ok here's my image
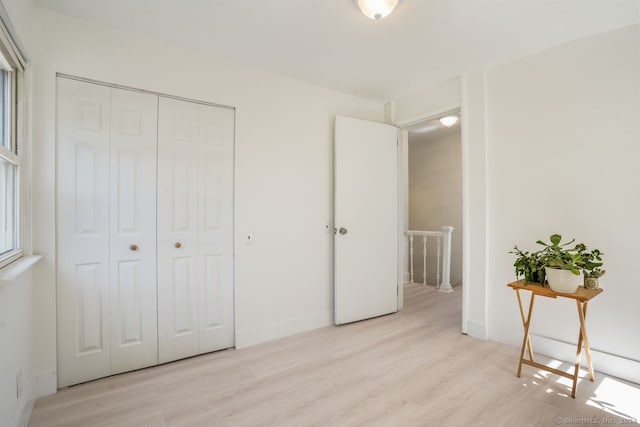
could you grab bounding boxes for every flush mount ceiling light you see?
[439,116,459,127]
[356,0,400,20]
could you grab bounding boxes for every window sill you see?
[0,255,43,287]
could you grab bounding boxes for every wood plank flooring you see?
[29,284,639,427]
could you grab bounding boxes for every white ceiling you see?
[34,0,639,102]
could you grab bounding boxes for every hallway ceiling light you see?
[356,0,399,20]
[439,116,459,127]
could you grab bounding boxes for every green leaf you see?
[550,234,562,245]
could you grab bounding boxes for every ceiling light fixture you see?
[356,0,399,20]
[439,116,459,127]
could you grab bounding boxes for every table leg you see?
[515,289,535,362]
[572,303,584,398]
[517,293,536,378]
[578,301,595,381]
[571,301,595,398]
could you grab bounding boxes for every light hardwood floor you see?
[30,284,639,427]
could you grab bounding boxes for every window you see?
[0,18,24,269]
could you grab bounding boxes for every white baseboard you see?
[466,320,487,340]
[530,334,640,385]
[13,375,37,427]
[235,310,333,349]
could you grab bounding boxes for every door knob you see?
[339,227,348,235]
[130,244,138,251]
[175,242,182,248]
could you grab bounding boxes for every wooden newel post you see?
[439,226,454,293]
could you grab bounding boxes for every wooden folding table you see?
[507,279,603,398]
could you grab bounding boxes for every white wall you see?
[391,77,461,127]
[486,24,640,382]
[408,129,463,287]
[460,69,490,339]
[0,0,40,424]
[0,270,37,427]
[1,2,384,398]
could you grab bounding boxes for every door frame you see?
[395,105,468,334]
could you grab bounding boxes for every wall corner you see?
[384,101,395,124]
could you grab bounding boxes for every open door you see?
[334,116,398,325]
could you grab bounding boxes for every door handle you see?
[130,244,138,251]
[339,227,348,235]
[175,242,182,248]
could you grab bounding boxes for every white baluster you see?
[436,236,441,289]
[439,226,454,293]
[422,236,427,286]
[409,235,414,284]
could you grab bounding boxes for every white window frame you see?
[0,14,26,270]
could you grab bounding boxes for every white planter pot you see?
[545,267,582,293]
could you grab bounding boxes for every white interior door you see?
[57,78,111,387]
[334,116,398,325]
[157,97,235,363]
[109,88,158,374]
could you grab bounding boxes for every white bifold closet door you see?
[57,78,158,387]
[108,88,159,375]
[157,96,235,364]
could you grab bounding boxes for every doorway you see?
[401,111,463,323]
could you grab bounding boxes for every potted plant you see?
[583,269,606,289]
[509,246,546,284]
[578,246,606,289]
[510,234,605,293]
[537,234,584,293]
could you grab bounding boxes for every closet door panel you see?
[157,97,199,363]
[197,105,235,353]
[57,78,111,387]
[109,88,159,374]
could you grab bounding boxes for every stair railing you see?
[405,226,454,293]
